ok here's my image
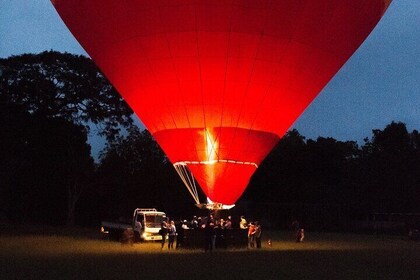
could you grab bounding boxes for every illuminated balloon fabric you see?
[51,0,391,205]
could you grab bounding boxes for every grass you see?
[0,227,419,280]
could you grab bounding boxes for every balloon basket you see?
[195,199,235,210]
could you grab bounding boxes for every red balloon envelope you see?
[51,0,392,205]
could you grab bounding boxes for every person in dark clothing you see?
[176,220,186,249]
[204,217,216,252]
[215,221,227,249]
[160,220,168,249]
[191,216,199,229]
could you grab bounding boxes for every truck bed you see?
[101,221,132,230]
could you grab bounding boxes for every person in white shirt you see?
[168,220,177,249]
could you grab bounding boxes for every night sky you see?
[1,0,419,158]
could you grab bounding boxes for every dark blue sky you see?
[1,0,419,157]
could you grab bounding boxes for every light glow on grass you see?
[0,231,416,256]
[1,229,419,279]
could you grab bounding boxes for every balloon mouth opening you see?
[195,198,236,210]
[174,160,258,168]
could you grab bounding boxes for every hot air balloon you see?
[51,0,392,206]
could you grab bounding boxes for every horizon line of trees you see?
[1,51,418,229]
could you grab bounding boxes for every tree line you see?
[1,52,418,228]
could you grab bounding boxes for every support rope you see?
[173,163,200,204]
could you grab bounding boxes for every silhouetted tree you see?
[360,122,419,213]
[0,101,93,225]
[0,51,131,225]
[305,137,359,204]
[0,51,134,140]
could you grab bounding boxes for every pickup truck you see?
[101,208,166,242]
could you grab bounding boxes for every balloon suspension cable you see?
[173,163,200,204]
[173,162,236,209]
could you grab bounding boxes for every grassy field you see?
[0,227,419,280]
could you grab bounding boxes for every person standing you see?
[176,220,188,249]
[204,218,216,252]
[168,220,176,249]
[225,216,232,229]
[240,216,248,229]
[160,220,168,249]
[296,228,305,242]
[248,222,256,248]
[191,216,199,229]
[255,221,262,249]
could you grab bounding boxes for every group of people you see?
[202,214,263,251]
[158,215,307,250]
[240,216,263,248]
[189,215,233,230]
[190,214,233,252]
[159,214,263,251]
[159,219,177,249]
